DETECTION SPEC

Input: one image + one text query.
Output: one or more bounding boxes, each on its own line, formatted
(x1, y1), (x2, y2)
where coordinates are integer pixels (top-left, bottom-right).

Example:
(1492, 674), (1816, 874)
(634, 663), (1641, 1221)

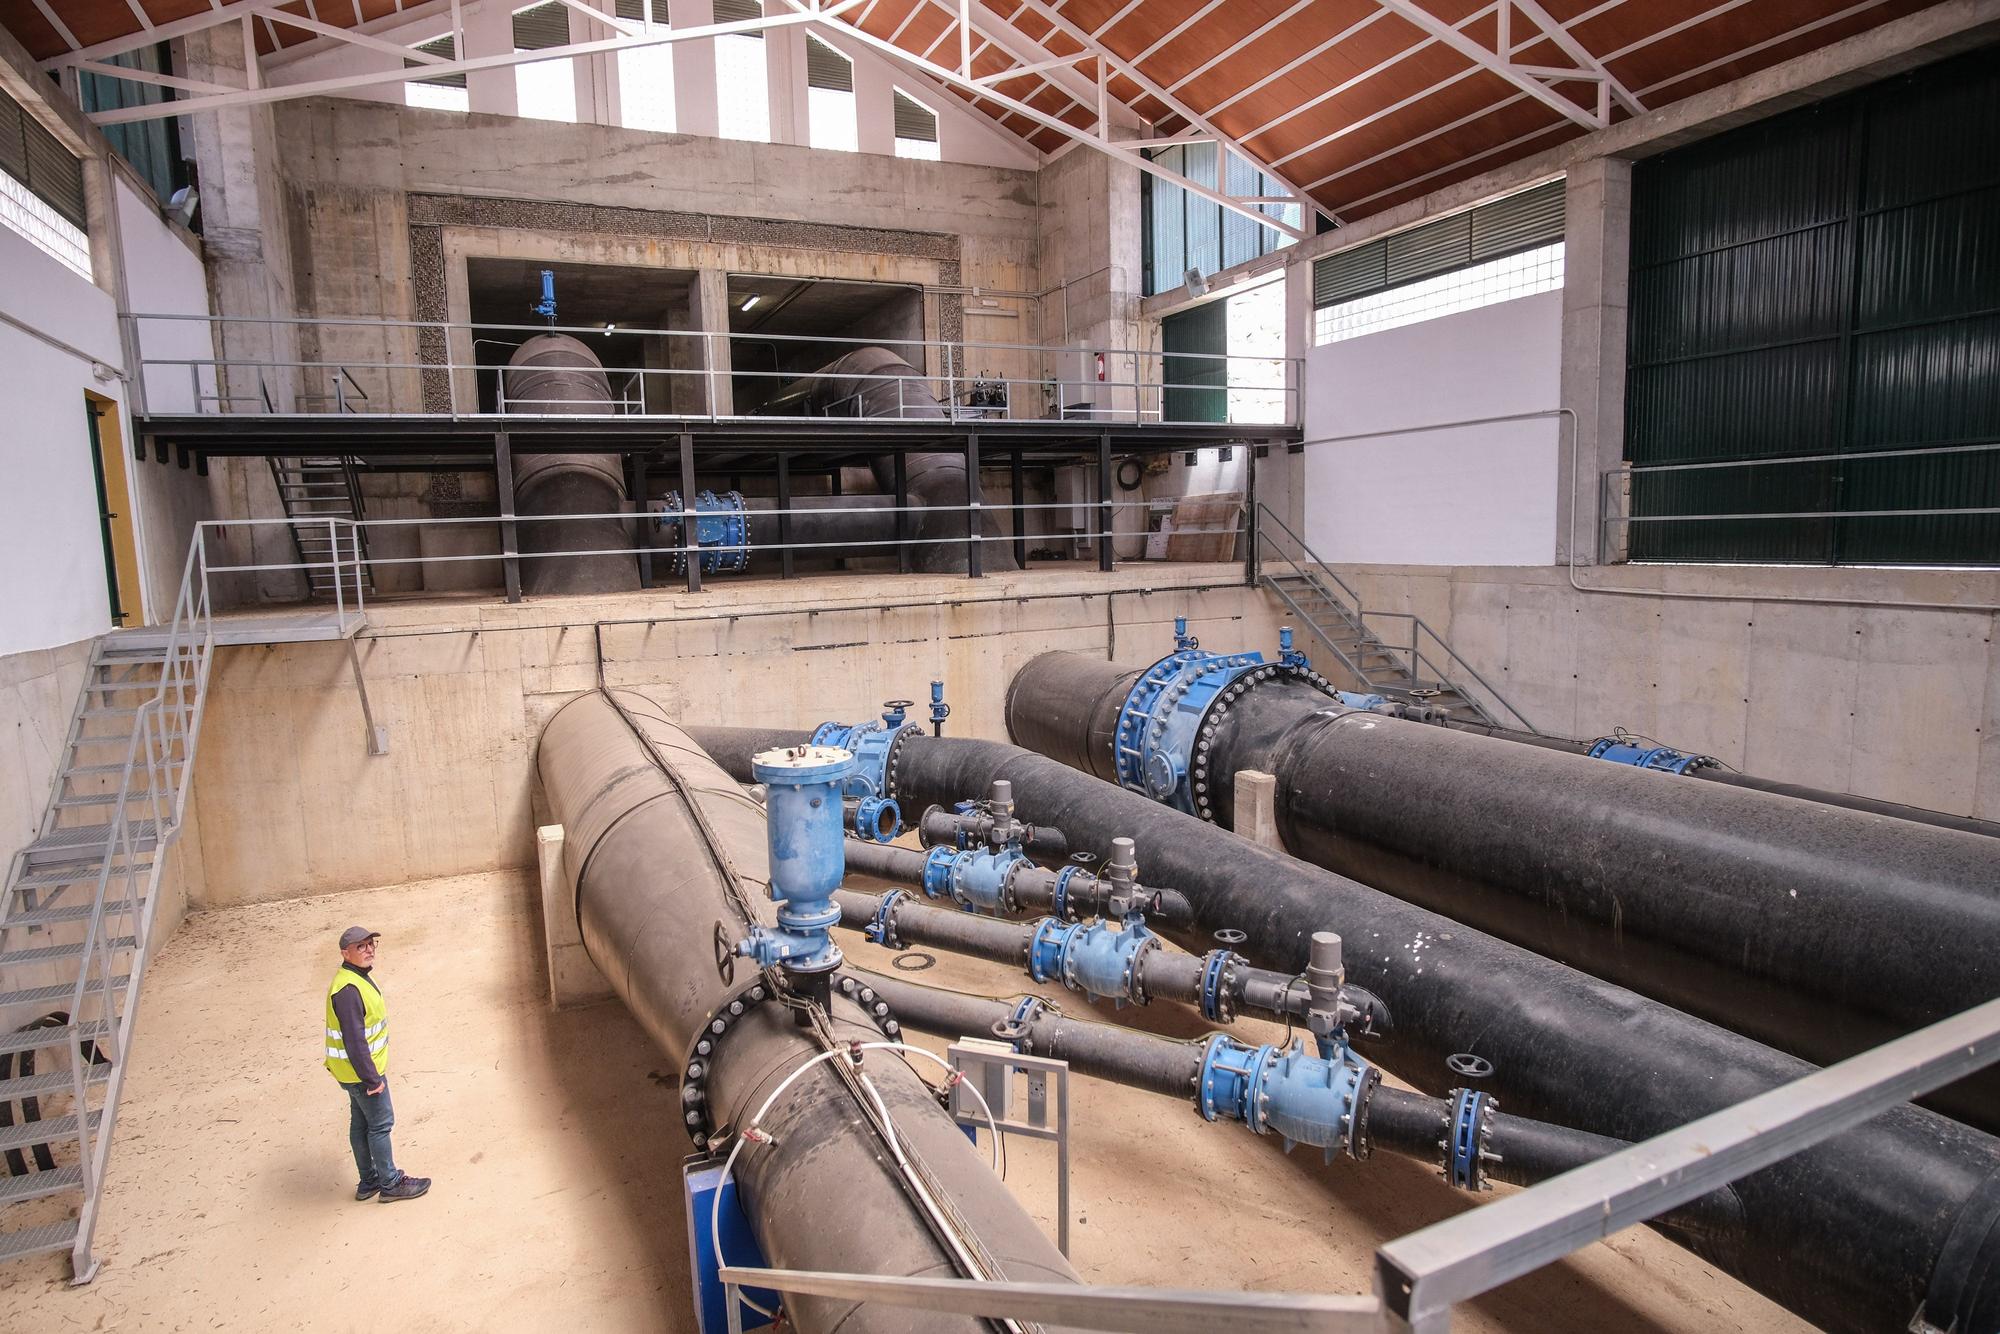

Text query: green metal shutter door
(1163, 301), (1228, 424)
(1626, 48), (2000, 565)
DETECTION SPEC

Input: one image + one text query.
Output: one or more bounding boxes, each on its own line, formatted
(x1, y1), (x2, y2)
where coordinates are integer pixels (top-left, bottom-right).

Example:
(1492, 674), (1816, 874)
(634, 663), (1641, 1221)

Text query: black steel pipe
(1445, 718), (2000, 839)
(1004, 650), (2000, 1131)
(539, 696), (1077, 1332)
(502, 335), (641, 596)
(838, 839), (1196, 927)
(689, 724), (2000, 1334)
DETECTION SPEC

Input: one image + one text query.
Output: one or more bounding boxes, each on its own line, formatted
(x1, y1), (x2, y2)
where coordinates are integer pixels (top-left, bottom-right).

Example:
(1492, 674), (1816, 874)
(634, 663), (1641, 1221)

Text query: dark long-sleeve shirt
(331, 965), (384, 1087)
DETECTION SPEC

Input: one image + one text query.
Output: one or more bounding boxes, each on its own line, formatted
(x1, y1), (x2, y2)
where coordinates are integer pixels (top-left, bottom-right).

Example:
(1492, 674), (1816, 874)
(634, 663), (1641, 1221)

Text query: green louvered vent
(713, 0), (764, 29)
(1625, 47), (2000, 566)
(893, 90), (937, 142)
(513, 2), (570, 51)
(806, 35), (852, 92)
(614, 0), (671, 20)
(408, 35), (467, 88)
(1311, 178), (1563, 310)
(0, 89), (86, 230)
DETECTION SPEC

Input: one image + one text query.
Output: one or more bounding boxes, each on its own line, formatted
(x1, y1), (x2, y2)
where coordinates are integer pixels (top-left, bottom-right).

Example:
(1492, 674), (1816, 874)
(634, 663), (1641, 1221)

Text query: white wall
(1301, 289), (1562, 566)
(0, 221), (121, 655)
(119, 180), (213, 415)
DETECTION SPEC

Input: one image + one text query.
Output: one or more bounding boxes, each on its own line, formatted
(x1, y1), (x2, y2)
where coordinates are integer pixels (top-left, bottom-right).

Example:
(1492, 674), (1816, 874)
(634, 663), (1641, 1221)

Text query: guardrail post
(679, 432), (701, 594)
(630, 451), (653, 588)
(1010, 449), (1026, 569)
(965, 430), (982, 579)
(1096, 431), (1114, 572)
(1245, 451), (1260, 585)
(776, 452), (794, 581)
(494, 430), (522, 604)
(893, 450), (911, 575)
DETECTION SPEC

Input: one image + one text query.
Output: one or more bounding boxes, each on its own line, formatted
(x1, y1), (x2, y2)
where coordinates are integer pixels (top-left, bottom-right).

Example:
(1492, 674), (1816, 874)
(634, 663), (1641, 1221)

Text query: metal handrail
(1253, 502), (1537, 734)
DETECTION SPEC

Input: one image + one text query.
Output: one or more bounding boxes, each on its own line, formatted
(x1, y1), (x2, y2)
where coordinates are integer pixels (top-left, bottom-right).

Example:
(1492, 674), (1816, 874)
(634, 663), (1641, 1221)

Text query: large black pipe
(539, 695), (1077, 1332)
(1004, 650), (2000, 1130)
(502, 335), (641, 596)
(764, 347), (1016, 574)
(1445, 717), (2000, 839)
(690, 724), (2000, 1334)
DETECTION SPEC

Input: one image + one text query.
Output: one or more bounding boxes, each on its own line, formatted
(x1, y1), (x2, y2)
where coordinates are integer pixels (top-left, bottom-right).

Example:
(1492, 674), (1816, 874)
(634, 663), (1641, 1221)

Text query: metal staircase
(1253, 503), (1535, 734)
(268, 457), (373, 602)
(0, 538), (213, 1281)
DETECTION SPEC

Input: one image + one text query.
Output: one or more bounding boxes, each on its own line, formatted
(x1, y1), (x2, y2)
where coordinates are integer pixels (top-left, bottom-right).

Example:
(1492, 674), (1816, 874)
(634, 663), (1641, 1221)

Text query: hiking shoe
(378, 1174), (431, 1202)
(355, 1182), (382, 1201)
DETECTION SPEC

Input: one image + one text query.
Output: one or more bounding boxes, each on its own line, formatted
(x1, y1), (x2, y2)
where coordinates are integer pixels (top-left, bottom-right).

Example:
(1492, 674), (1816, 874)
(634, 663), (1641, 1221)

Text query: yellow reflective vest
(324, 965), (389, 1084)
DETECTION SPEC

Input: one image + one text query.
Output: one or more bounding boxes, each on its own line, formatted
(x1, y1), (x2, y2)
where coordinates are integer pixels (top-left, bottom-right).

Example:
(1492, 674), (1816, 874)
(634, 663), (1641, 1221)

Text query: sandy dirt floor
(0, 869), (1806, 1333)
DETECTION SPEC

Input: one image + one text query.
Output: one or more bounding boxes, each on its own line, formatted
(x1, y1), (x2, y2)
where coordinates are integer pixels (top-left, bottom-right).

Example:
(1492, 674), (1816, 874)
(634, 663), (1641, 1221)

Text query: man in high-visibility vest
(325, 926), (430, 1202)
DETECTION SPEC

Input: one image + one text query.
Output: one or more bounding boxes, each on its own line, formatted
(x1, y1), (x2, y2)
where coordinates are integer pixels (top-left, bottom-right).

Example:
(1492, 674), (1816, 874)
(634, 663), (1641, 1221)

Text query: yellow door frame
(86, 391), (146, 627)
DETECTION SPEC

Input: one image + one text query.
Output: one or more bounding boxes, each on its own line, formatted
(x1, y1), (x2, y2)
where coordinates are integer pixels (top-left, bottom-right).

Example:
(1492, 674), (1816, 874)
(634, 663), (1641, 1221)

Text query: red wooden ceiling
(1, 0), (1944, 224)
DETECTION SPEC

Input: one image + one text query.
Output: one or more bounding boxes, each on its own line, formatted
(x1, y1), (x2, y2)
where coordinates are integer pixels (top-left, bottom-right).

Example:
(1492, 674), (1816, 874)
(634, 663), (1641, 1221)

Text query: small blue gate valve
(1024, 839), (1159, 1006)
(922, 841), (1026, 914)
(1174, 615), (1199, 651)
(739, 745), (853, 974)
(929, 680), (951, 736)
(1278, 625), (1310, 670)
(531, 268), (557, 323)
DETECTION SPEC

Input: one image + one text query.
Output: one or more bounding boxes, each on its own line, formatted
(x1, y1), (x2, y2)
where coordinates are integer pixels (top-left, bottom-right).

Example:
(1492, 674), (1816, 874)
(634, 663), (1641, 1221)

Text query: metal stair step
(0, 1063), (114, 1104)
(65, 761), (179, 778)
(0, 1219), (80, 1263)
(13, 864), (151, 891)
(53, 793), (162, 810)
(0, 977), (129, 1011)
(0, 1021), (111, 1058)
(0, 938), (136, 967)
(0, 1166), (85, 1207)
(5, 899), (144, 929)
(0, 1110), (102, 1153)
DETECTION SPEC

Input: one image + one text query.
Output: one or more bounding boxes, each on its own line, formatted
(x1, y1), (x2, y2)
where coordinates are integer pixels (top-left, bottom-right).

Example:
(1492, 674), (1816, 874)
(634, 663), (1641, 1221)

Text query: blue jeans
(344, 1078), (400, 1189)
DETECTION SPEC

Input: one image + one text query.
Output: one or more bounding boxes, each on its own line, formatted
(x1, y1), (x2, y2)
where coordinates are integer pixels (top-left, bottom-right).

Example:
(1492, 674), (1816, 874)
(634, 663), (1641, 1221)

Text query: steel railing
(1254, 501), (1535, 733)
(122, 311), (1302, 428)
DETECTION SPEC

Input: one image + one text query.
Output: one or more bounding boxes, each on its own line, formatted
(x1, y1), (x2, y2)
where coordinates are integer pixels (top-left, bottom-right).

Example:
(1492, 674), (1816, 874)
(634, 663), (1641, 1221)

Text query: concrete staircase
(268, 457), (373, 602)
(0, 560), (213, 1281)
(1254, 503), (1533, 733)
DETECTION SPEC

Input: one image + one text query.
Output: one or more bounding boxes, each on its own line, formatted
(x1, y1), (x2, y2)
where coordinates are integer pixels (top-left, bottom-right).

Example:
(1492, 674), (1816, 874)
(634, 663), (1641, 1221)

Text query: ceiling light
(740, 295), (761, 312)
(603, 322), (616, 335)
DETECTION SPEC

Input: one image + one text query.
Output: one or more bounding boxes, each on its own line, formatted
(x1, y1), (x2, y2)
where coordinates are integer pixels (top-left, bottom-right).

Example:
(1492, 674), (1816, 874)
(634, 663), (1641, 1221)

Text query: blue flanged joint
(923, 843), (1026, 914)
(1198, 947), (1242, 1022)
(659, 490), (750, 575)
(1112, 646), (1268, 813)
(1049, 865), (1086, 920)
(1278, 626), (1310, 670)
(1332, 689), (1389, 711)
(1445, 1088), (1498, 1190)
(864, 888), (907, 947)
(1587, 736), (1718, 775)
(738, 745), (853, 974)
(1026, 914), (1158, 1006)
(811, 703), (921, 840)
(1196, 1034), (1380, 1160)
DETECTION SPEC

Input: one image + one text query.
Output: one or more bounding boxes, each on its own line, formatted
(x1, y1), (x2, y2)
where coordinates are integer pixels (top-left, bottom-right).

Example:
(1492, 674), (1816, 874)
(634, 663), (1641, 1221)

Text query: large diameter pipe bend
(686, 723), (2000, 1334)
(1004, 649), (2000, 1131)
(537, 694), (1077, 1332)
(501, 335), (640, 596)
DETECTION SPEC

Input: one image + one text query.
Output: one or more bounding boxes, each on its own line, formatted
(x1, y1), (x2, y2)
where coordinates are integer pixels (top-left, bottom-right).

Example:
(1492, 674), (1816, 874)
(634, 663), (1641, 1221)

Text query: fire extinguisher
(1093, 351), (1106, 382)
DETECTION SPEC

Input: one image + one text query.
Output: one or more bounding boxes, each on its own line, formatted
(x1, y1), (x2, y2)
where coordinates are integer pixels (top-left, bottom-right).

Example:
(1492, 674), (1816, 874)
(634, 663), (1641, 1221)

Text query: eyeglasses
(353, 940), (378, 952)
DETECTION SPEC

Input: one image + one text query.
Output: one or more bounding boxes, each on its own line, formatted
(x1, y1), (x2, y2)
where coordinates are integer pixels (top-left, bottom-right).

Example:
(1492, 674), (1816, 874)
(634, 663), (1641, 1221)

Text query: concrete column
(673, 0), (720, 138)
(689, 270), (734, 416)
(769, 17), (805, 147)
(462, 0), (518, 117)
(1558, 154), (1632, 567)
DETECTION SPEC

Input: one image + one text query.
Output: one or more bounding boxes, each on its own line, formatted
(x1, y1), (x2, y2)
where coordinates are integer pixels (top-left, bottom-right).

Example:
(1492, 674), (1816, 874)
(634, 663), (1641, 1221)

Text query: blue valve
(738, 745), (853, 973)
(929, 680), (951, 736)
(1587, 735), (1717, 775)
(1196, 1033), (1380, 1161)
(531, 268), (557, 323)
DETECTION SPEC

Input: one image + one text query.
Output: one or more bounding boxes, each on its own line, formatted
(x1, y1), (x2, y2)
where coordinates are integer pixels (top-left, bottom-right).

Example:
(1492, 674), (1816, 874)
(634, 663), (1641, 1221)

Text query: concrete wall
(1326, 562), (2000, 819)
(183, 567), (1282, 906)
(1303, 289), (1562, 566)
(260, 0), (1037, 171)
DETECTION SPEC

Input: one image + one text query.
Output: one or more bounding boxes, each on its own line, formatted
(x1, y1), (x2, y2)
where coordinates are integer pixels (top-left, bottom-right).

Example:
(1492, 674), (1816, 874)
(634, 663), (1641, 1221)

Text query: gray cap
(339, 926), (381, 950)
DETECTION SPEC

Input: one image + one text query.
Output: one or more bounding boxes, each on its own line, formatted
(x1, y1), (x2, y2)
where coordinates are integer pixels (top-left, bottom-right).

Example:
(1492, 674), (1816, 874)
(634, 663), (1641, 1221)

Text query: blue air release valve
(1278, 626), (1309, 670)
(929, 680), (951, 736)
(738, 745), (853, 975)
(1587, 734), (1719, 775)
(1113, 618), (1336, 820)
(812, 701), (922, 841)
(657, 490), (749, 576)
(531, 268), (557, 323)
